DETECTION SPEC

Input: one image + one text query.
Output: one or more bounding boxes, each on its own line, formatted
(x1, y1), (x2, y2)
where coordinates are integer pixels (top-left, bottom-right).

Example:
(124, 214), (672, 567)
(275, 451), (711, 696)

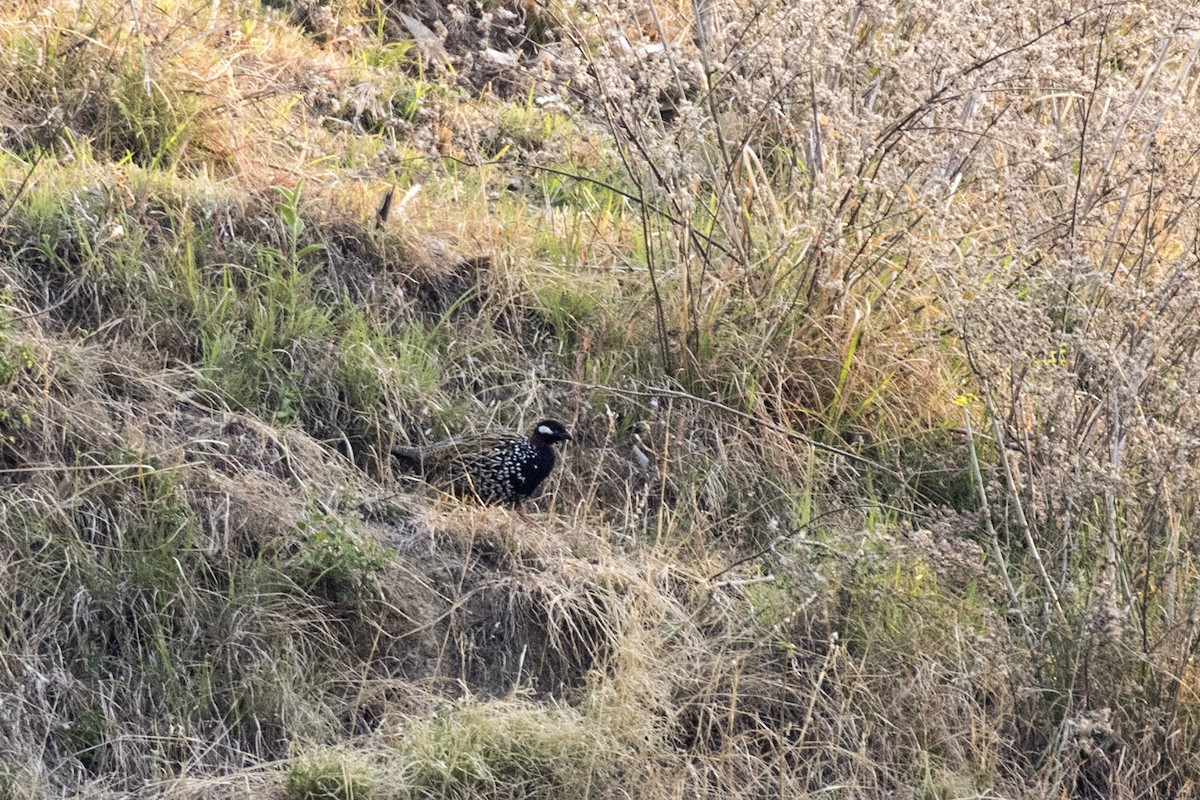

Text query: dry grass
(3, 0), (1200, 798)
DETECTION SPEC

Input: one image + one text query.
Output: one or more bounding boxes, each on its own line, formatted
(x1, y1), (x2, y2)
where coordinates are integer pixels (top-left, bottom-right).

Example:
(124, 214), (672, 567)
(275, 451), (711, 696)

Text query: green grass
(394, 699), (623, 800)
(286, 752), (379, 800)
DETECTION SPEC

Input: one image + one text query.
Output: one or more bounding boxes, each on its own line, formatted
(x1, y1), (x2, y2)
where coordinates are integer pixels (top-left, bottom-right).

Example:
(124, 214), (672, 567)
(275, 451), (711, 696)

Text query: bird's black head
(528, 419), (572, 447)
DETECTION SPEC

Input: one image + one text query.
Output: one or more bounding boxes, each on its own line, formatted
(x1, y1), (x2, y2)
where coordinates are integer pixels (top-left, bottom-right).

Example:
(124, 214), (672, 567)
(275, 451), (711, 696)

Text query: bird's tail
(391, 445), (425, 472)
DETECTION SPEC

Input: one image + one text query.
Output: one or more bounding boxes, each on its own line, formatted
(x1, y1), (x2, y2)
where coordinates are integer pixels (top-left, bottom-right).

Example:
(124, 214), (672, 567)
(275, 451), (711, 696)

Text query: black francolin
(392, 419), (572, 505)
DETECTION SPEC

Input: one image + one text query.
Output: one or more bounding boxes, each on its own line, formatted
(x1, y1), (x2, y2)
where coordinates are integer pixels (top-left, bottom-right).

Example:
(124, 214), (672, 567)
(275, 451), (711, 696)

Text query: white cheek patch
(537, 424), (555, 436)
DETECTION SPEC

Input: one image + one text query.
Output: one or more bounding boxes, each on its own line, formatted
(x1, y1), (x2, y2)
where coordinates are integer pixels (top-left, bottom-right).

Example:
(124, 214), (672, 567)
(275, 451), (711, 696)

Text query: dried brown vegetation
(3, 0), (1200, 798)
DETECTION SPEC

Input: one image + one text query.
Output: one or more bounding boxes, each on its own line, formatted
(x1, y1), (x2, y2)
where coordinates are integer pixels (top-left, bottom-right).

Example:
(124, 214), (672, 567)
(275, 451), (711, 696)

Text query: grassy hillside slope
(3, 0), (1200, 797)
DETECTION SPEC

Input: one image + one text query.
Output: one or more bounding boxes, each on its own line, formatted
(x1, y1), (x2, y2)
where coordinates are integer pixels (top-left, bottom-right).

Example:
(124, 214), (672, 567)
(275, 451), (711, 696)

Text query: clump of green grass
(528, 273), (617, 352)
(0, 5), (218, 168)
(341, 40), (452, 130)
(393, 698), (625, 800)
(286, 751), (379, 800)
(481, 101), (569, 159)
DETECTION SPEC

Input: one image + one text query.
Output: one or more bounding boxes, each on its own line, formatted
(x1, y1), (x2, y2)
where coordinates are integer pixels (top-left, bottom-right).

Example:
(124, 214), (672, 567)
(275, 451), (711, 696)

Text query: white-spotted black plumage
(392, 419), (572, 505)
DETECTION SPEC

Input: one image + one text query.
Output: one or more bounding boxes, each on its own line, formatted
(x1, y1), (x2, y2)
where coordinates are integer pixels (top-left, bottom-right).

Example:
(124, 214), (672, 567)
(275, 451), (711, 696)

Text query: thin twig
(963, 406), (1035, 650)
(0, 149), (44, 226)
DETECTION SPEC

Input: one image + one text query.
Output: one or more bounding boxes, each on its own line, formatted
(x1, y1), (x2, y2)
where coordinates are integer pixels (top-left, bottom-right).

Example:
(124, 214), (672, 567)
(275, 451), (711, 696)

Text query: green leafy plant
(290, 514), (392, 606)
